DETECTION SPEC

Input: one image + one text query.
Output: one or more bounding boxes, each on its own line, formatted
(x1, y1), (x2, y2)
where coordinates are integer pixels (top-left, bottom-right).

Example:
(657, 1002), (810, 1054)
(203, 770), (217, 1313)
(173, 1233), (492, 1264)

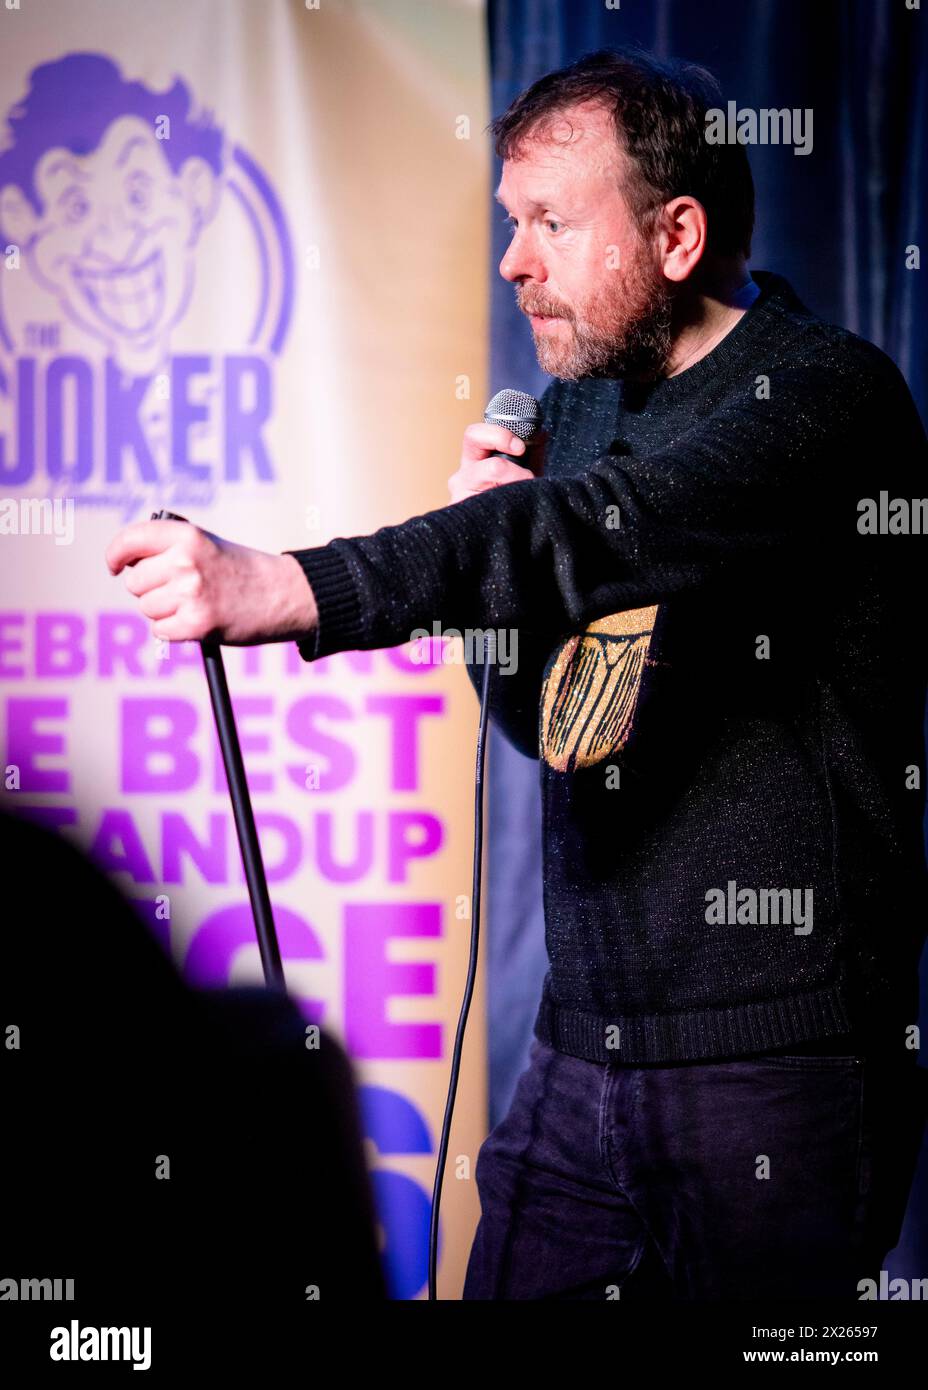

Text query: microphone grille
(485, 388), (542, 442)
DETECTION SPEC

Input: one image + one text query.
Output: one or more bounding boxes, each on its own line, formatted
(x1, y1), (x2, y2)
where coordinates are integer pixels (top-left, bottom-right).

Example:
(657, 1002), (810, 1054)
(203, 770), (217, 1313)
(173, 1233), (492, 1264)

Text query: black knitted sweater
(286, 271), (928, 1063)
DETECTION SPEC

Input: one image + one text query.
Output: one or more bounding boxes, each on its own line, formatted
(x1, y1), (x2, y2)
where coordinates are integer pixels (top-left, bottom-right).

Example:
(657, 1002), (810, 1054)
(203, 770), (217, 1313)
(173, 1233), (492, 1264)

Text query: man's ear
(660, 195), (707, 284)
(0, 185), (38, 251)
(179, 157), (220, 242)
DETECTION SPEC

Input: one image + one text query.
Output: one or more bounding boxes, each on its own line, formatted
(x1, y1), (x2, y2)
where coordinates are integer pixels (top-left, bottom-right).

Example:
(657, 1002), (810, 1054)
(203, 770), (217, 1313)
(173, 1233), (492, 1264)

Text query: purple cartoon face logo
(0, 54), (294, 515)
(17, 115), (216, 358)
(2, 110), (220, 364)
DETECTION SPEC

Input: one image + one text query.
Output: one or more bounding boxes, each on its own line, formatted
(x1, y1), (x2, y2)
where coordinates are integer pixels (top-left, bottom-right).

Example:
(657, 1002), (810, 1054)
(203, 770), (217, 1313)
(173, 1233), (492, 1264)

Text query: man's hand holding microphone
(105, 390), (543, 644)
(447, 423), (539, 504)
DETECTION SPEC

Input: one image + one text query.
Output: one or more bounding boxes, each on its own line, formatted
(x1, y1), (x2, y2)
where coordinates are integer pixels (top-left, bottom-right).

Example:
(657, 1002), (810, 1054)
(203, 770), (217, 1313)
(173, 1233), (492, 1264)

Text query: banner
(0, 0), (489, 1299)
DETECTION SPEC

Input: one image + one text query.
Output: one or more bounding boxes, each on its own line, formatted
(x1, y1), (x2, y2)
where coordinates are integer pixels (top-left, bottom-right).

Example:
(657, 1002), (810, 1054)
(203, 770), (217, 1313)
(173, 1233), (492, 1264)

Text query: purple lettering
(121, 697), (198, 792)
(105, 358), (157, 482)
(344, 902), (441, 1059)
(36, 613), (86, 678)
(366, 694), (443, 790)
(90, 808), (156, 882)
(285, 694), (356, 792)
(162, 811), (228, 884)
(47, 356), (93, 482)
(0, 358), (35, 484)
(315, 810), (374, 882)
(387, 812), (443, 882)
(172, 355), (210, 479)
(0, 613), (26, 678)
(6, 697), (69, 791)
(224, 355), (273, 481)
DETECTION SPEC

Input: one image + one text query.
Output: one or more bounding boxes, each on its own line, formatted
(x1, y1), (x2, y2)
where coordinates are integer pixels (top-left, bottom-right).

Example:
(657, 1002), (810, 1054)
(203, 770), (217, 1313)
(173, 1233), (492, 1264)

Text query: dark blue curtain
(485, 0), (928, 1279)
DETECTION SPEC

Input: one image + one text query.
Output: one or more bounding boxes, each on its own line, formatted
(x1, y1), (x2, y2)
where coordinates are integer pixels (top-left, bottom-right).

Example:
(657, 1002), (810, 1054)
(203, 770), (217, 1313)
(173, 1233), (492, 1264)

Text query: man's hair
(490, 47), (754, 259)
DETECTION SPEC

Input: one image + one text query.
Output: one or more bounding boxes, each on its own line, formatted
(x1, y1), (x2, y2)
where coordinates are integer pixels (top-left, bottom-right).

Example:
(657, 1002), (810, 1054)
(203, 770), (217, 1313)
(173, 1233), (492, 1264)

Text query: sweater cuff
(282, 545), (367, 661)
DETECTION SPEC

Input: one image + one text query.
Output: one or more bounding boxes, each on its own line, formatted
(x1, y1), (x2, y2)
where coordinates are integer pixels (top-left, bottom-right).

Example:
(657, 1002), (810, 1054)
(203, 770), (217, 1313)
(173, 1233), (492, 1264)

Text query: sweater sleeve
(282, 359), (892, 666)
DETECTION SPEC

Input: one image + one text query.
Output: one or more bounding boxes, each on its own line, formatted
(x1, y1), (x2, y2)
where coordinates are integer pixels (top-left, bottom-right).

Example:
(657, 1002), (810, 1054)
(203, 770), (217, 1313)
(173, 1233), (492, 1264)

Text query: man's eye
(502, 215), (517, 236)
(545, 219), (562, 235)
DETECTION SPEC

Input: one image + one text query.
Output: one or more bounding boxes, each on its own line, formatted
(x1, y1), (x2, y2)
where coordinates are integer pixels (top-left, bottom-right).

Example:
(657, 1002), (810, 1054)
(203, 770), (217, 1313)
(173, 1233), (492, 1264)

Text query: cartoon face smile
(70, 244), (167, 336)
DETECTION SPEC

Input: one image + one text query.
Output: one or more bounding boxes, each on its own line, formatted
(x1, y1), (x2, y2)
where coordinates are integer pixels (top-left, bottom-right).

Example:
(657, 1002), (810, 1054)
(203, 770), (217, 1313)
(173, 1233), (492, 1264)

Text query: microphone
(484, 388), (541, 464)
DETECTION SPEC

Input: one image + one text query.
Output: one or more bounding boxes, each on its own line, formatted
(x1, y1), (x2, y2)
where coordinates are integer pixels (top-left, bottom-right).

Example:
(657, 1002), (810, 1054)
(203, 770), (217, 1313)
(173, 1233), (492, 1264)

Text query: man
(107, 49), (928, 1300)
(0, 811), (386, 1325)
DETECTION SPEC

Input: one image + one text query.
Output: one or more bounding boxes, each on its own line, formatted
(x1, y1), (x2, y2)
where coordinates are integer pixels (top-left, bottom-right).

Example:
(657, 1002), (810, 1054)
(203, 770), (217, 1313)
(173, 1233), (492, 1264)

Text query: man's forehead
(36, 116), (163, 188)
(495, 148), (620, 210)
(494, 182), (573, 211)
(496, 151), (589, 209)
(495, 104), (622, 206)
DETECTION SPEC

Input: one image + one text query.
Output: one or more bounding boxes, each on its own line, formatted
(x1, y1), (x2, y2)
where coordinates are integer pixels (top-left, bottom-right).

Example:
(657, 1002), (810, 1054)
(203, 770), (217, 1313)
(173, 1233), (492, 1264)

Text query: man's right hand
(447, 423), (542, 504)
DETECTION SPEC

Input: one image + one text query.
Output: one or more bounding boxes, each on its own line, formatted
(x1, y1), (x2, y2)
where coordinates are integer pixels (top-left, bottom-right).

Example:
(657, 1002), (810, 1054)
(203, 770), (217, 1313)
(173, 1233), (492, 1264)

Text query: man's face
(496, 101), (672, 379)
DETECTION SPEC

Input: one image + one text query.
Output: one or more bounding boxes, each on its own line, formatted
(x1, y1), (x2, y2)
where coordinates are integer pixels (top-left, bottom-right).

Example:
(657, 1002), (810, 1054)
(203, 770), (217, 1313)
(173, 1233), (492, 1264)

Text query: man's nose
(498, 229), (546, 284)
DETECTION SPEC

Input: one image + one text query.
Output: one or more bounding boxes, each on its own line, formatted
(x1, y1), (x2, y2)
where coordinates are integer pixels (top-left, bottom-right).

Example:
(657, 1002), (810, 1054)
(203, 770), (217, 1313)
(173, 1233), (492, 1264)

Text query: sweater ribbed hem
(282, 546), (367, 661)
(533, 980), (855, 1064)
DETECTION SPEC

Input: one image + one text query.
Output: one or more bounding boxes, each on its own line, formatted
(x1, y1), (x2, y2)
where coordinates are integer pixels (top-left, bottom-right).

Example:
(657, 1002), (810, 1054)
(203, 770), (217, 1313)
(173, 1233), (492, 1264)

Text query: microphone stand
(150, 511), (285, 991)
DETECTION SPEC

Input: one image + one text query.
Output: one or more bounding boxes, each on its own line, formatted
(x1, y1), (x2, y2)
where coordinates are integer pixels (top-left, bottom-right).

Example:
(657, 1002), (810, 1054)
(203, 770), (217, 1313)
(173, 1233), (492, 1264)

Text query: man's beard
(517, 239), (673, 381)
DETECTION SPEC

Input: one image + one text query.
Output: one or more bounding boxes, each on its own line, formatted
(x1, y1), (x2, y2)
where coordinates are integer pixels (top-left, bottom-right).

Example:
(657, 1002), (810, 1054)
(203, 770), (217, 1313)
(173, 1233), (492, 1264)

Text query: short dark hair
(490, 47), (754, 259)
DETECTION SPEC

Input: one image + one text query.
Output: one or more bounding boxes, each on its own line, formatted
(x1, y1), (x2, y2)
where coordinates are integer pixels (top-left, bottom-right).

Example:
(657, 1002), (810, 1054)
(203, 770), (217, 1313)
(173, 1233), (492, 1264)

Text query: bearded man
(107, 48), (928, 1301)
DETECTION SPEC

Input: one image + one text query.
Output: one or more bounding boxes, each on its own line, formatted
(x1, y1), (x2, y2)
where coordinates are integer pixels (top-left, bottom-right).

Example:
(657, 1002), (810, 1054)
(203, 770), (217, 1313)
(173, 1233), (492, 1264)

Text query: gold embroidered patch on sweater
(540, 605), (658, 771)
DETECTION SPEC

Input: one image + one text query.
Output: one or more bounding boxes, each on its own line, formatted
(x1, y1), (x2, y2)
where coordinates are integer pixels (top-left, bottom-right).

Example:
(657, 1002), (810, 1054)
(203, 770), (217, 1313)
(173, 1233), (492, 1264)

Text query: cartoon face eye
(125, 171), (152, 213)
(60, 188), (91, 224)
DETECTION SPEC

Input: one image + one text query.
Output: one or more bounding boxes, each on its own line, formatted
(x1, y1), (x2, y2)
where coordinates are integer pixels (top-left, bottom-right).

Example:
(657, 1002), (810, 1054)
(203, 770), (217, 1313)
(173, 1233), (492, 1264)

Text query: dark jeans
(463, 1038), (927, 1300)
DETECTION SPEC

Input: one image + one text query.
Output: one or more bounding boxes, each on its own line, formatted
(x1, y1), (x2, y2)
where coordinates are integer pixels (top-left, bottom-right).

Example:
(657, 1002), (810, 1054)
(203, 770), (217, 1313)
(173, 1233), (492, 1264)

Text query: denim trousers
(463, 1038), (927, 1300)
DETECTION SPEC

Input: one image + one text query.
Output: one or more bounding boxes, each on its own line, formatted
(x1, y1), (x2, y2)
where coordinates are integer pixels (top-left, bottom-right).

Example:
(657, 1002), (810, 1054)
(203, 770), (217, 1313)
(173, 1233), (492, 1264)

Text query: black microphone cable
(428, 632), (492, 1301)
(426, 390), (540, 1301)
